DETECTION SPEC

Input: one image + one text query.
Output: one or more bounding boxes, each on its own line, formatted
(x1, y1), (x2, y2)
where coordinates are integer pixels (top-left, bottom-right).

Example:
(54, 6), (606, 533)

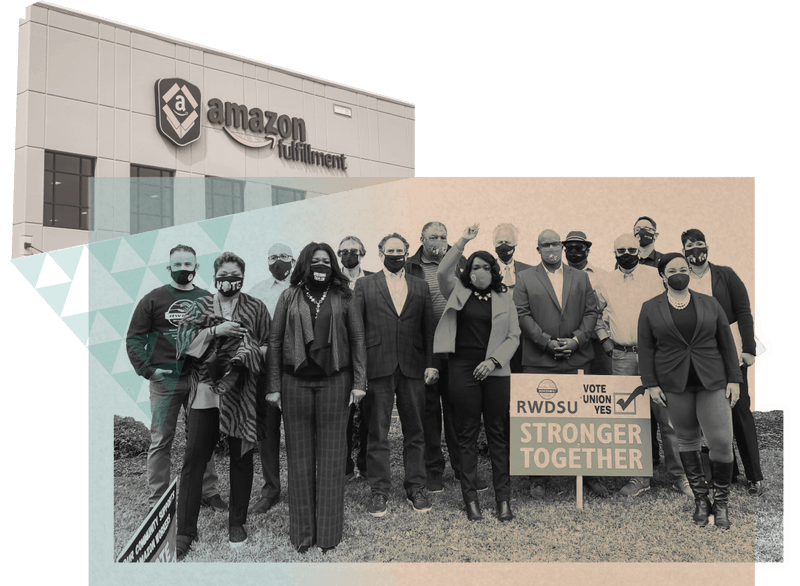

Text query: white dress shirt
(247, 277), (290, 317)
(544, 263), (564, 308)
(499, 259), (515, 287)
(343, 265), (366, 290)
(382, 267), (408, 314)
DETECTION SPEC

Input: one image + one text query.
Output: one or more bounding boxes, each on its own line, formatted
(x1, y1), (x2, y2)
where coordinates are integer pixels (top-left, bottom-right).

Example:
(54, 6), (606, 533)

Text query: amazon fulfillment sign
(155, 78), (347, 171)
(510, 374), (652, 476)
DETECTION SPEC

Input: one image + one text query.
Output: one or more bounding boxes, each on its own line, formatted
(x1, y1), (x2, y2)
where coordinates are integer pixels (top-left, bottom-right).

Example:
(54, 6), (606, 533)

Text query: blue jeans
(147, 375), (218, 505)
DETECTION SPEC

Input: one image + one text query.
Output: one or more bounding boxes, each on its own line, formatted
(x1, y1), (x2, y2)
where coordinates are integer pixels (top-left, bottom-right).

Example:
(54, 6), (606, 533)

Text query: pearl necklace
(304, 285), (330, 317)
(473, 289), (492, 302)
(668, 291), (691, 310)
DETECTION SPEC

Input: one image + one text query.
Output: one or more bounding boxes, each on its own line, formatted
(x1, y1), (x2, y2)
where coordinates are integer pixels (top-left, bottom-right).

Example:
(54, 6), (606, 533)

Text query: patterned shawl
(175, 292), (270, 456)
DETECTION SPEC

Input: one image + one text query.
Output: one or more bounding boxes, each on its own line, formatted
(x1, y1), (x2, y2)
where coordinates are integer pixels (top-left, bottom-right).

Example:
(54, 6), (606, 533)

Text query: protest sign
(510, 374), (652, 477)
(116, 479), (177, 563)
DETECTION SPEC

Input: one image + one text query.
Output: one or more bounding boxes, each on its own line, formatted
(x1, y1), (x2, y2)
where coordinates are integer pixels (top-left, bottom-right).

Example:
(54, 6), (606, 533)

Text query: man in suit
(634, 216), (663, 268)
(405, 221), (471, 493)
(513, 229), (605, 498)
(338, 235), (374, 482)
(493, 223), (531, 374)
(247, 242), (294, 515)
(681, 228), (763, 496)
(355, 232), (439, 517)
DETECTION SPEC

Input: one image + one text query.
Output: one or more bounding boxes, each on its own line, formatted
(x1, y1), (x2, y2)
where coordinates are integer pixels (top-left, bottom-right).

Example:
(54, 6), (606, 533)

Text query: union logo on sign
(155, 78), (202, 146)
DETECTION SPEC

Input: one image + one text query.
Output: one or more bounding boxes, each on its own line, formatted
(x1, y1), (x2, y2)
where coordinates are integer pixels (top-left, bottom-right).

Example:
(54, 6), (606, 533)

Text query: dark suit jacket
(353, 271), (436, 380)
(638, 291), (744, 394)
(708, 263), (755, 355)
(512, 263), (598, 369)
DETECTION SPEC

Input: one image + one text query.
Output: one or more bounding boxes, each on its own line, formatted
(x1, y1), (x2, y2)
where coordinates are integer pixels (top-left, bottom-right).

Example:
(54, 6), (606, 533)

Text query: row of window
(42, 151), (306, 233)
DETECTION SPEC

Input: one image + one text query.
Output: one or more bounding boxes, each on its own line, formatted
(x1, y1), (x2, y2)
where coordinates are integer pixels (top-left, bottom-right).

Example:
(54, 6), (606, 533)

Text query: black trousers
(257, 403), (282, 499)
(177, 408), (254, 540)
(449, 359), (511, 502)
(424, 358), (461, 477)
(731, 364), (763, 481)
(345, 392), (372, 476)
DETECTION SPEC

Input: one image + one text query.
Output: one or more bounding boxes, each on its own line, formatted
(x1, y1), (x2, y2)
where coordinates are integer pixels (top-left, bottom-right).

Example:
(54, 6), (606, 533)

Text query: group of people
(124, 215), (764, 559)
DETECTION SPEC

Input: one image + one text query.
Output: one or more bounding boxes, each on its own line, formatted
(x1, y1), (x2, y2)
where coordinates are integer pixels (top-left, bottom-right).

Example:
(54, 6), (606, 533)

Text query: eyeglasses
(268, 254), (293, 264)
(634, 227), (656, 235)
(338, 249), (361, 256)
(564, 243), (588, 252)
(616, 248), (639, 255)
(540, 242), (563, 250)
(424, 235), (447, 241)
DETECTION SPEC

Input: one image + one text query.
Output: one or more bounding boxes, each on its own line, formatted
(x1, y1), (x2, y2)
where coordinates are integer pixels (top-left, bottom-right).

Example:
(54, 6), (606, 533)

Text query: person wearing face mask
(633, 216), (663, 268)
(638, 253), (743, 530)
(562, 231), (610, 377)
(354, 232), (439, 518)
(594, 235), (691, 498)
(266, 242), (366, 554)
(125, 244), (225, 514)
(433, 224), (520, 522)
(513, 229), (600, 499)
(405, 221), (471, 493)
(173, 252), (271, 558)
(681, 229), (763, 497)
(493, 223), (530, 375)
(336, 236), (375, 482)
(245, 243), (295, 516)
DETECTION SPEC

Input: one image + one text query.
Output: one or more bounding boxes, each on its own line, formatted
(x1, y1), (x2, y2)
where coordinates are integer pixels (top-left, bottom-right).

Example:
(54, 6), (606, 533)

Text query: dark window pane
(233, 197), (242, 213)
(138, 214), (162, 233)
(161, 215), (173, 229)
(45, 152), (54, 171)
(137, 166), (161, 178)
(53, 205), (80, 229)
(138, 192), (163, 216)
(54, 153), (80, 174)
(54, 172), (80, 207)
(130, 212), (138, 234)
(44, 171), (54, 202)
(80, 209), (89, 230)
(80, 176), (89, 207)
(214, 194), (233, 217)
(214, 178), (232, 196)
(205, 192), (213, 219)
(44, 204), (53, 226)
(81, 158), (93, 176)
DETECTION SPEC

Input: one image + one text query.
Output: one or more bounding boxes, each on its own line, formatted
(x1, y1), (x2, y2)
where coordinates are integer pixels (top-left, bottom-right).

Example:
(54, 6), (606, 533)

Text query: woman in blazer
(266, 242), (366, 554)
(638, 252), (742, 530)
(434, 224), (520, 522)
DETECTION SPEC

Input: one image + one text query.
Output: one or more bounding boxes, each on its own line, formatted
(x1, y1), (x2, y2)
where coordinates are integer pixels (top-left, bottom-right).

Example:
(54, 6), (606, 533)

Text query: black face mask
(216, 276), (243, 297)
(564, 248), (588, 266)
(637, 233), (655, 247)
(269, 260), (292, 281)
(383, 254), (405, 274)
(171, 269), (196, 285)
(685, 247), (708, 266)
(616, 253), (640, 270)
(306, 264), (332, 290)
(340, 252), (360, 269)
(495, 244), (515, 263)
(667, 274), (690, 291)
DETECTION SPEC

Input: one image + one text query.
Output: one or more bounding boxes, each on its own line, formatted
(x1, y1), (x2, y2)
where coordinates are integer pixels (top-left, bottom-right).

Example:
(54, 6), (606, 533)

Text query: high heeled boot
(679, 451), (711, 527)
(710, 459), (734, 530)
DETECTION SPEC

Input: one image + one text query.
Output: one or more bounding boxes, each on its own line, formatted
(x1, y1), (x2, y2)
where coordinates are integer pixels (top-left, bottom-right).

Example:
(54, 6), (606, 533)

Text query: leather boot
(465, 501), (483, 521)
(496, 501), (514, 522)
(679, 451), (711, 527)
(710, 459), (733, 530)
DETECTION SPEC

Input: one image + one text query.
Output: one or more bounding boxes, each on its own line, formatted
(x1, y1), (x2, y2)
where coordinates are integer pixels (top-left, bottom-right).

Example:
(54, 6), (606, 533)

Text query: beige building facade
(13, 2), (415, 258)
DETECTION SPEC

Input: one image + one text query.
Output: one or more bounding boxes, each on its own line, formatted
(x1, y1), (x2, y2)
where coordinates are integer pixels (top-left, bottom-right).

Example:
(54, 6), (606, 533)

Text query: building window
(205, 177), (245, 219)
(272, 186), (306, 206)
(43, 151), (95, 230)
(130, 165), (174, 234)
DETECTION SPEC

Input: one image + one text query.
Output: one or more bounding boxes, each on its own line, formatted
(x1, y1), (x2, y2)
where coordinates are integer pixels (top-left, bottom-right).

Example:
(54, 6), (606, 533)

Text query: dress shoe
(249, 495), (279, 515)
(200, 494), (228, 512)
(228, 525), (247, 549)
(617, 477), (650, 497)
(427, 470), (444, 493)
(496, 501), (514, 522)
(320, 546), (336, 554)
(176, 535), (195, 561)
(747, 480), (763, 496)
(465, 500), (483, 521)
(296, 544), (310, 554)
(583, 477), (609, 497)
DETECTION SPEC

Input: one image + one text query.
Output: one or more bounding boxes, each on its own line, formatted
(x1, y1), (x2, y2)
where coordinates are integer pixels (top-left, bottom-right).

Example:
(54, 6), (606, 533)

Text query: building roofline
(28, 1), (416, 109)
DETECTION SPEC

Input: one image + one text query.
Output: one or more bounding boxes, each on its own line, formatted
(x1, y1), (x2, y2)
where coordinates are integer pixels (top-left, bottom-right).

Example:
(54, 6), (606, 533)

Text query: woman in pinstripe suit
(266, 242), (367, 554)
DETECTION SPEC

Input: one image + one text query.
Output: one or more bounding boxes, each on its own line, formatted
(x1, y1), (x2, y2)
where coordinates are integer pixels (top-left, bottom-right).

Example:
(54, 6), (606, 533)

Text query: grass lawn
(114, 410), (782, 563)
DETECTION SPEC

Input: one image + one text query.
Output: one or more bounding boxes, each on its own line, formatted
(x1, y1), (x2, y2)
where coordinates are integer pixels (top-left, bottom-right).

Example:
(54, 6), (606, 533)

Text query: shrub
(114, 415), (150, 460)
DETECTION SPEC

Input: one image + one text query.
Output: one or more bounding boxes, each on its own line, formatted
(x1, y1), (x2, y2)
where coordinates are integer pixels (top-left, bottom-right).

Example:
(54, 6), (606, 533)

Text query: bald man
(513, 229), (602, 499)
(594, 233), (690, 498)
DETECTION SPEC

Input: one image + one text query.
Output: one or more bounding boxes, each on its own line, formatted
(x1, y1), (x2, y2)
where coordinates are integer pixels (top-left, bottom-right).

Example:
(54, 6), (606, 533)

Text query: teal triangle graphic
(195, 252), (221, 288)
(87, 238), (122, 273)
(123, 332), (157, 364)
(198, 215), (234, 250)
(62, 312), (92, 345)
(37, 282), (73, 316)
(147, 265), (172, 286)
(12, 253), (47, 288)
(110, 267), (148, 301)
(88, 339), (124, 373)
(124, 231), (159, 265)
(98, 303), (135, 338)
(136, 401), (153, 420)
(48, 246), (84, 280)
(112, 370), (145, 402)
